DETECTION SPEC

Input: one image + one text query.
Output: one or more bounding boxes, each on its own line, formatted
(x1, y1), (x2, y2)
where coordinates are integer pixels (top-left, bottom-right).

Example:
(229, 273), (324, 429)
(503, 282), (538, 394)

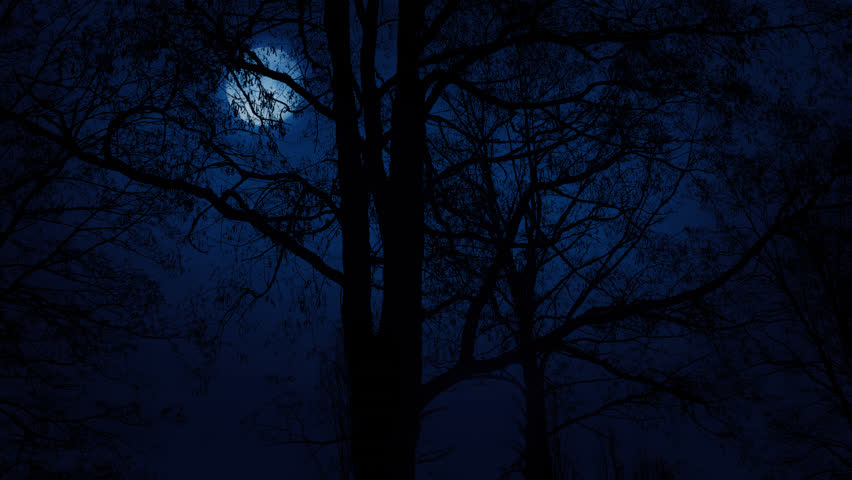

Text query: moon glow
(225, 47), (300, 125)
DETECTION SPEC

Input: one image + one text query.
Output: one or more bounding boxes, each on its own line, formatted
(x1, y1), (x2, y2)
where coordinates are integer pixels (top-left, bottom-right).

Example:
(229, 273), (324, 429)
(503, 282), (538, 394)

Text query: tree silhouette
(1, 0), (849, 478)
(721, 132), (852, 478)
(0, 7), (175, 472)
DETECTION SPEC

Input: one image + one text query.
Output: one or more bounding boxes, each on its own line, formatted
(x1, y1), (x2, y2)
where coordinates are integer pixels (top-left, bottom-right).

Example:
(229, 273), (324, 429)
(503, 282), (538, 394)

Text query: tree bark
(373, 1), (426, 477)
(518, 288), (554, 479)
(522, 349), (554, 480)
(515, 183), (554, 479)
(326, 1), (425, 478)
(324, 0), (382, 478)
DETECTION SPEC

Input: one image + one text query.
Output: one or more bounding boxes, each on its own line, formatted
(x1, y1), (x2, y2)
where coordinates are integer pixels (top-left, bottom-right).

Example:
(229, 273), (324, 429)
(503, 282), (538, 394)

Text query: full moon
(225, 47), (301, 125)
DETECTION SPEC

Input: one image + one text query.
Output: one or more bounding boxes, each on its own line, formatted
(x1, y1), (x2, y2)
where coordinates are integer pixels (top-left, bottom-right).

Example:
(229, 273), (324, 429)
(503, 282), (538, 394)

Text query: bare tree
(420, 12), (848, 476)
(0, 4), (181, 475)
(1, 1), (849, 479)
(728, 133), (852, 477)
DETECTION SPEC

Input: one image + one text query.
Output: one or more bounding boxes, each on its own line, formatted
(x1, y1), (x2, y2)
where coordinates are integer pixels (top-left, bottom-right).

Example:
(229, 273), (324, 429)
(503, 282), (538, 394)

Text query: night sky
(1, 0), (850, 479)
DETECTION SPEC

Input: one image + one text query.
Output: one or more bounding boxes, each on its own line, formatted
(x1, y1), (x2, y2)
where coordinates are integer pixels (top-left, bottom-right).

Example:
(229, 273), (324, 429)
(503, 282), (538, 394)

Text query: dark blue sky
(2, 0), (849, 478)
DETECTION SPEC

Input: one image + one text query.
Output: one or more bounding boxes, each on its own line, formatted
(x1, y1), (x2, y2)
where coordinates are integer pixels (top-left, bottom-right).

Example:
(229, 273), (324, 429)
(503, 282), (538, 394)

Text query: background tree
(0, 1), (183, 475)
(683, 17), (852, 470)
(421, 3), (849, 478)
(762, 174), (852, 477)
(709, 126), (852, 477)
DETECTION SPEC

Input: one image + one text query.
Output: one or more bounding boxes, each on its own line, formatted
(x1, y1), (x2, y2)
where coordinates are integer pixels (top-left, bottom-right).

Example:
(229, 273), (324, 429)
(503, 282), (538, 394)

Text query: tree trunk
(522, 351), (554, 480)
(519, 288), (554, 480)
(373, 0), (426, 477)
(516, 185), (554, 479)
(326, 1), (425, 479)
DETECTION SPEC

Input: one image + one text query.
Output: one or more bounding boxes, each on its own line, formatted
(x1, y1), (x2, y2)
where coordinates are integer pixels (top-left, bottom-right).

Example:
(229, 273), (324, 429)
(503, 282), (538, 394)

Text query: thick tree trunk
(519, 287), (553, 479)
(326, 1), (425, 479)
(522, 351), (554, 480)
(373, 1), (426, 477)
(324, 1), (384, 478)
(515, 194), (554, 479)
